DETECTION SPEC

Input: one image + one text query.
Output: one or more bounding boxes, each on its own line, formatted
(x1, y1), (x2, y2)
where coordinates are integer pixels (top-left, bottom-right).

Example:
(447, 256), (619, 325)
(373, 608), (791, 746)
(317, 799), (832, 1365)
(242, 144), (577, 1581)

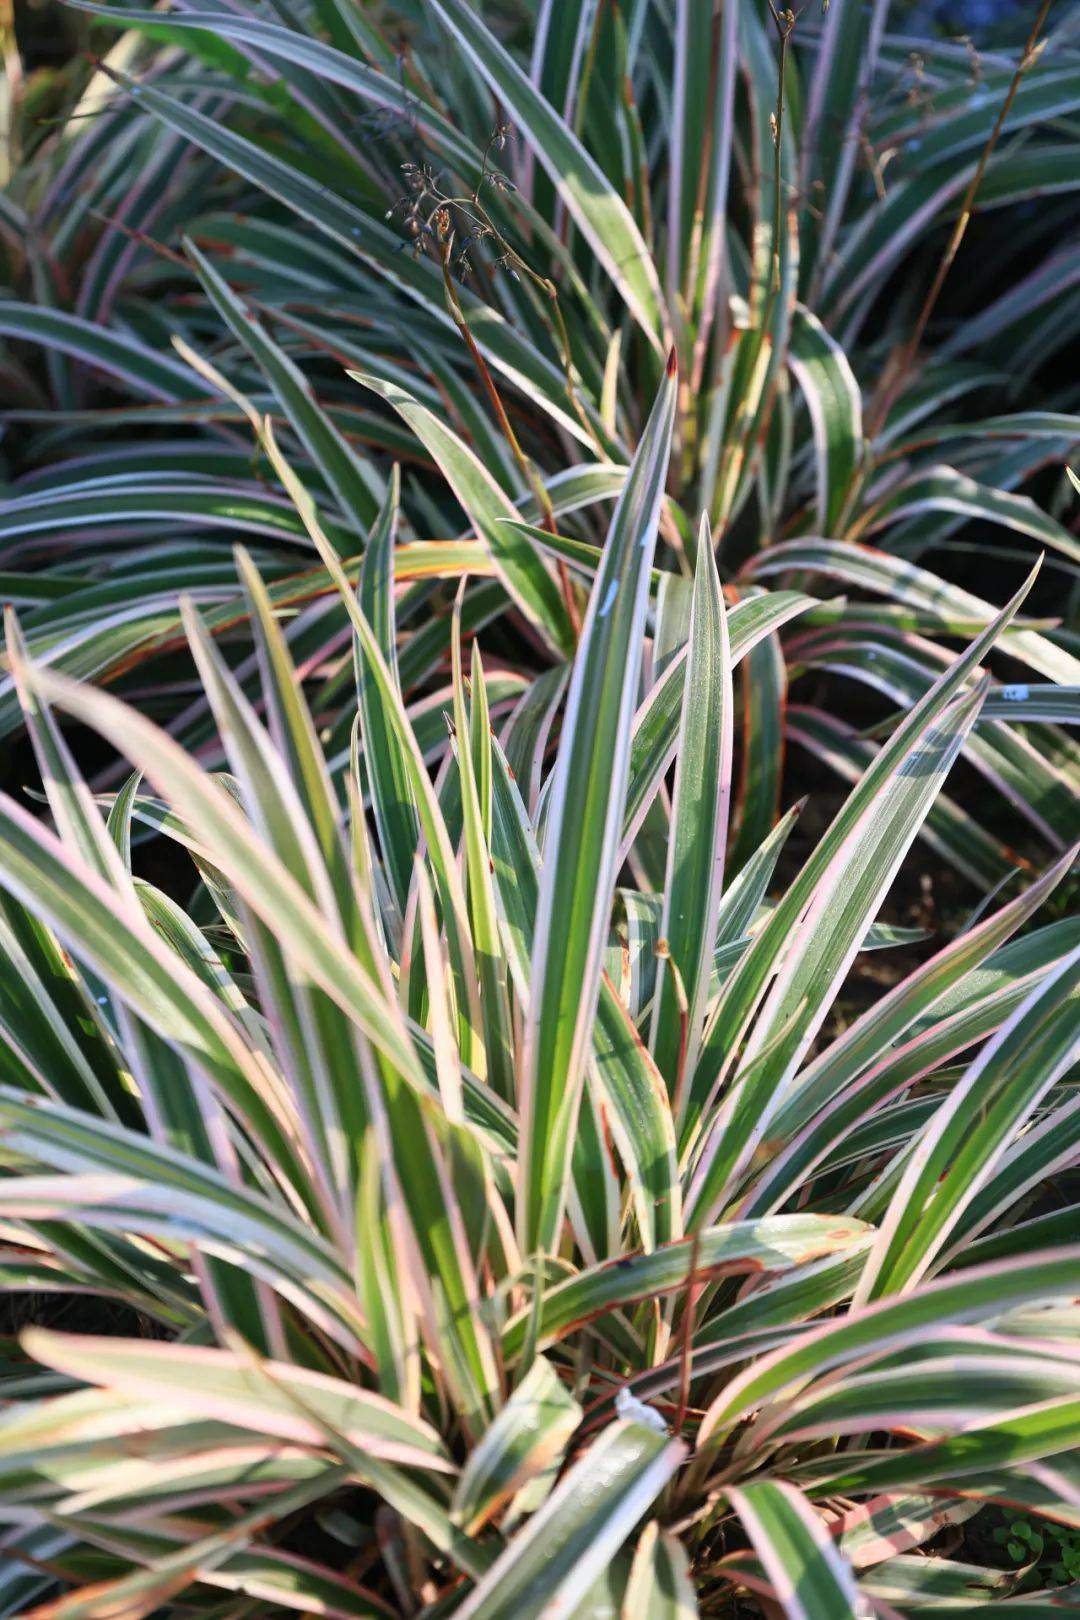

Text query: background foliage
(0, 0), (1078, 1615)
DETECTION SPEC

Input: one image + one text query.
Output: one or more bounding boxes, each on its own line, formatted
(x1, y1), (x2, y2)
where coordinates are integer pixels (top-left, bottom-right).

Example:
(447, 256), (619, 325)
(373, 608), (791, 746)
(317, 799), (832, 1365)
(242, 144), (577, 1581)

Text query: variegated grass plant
(0, 361), (1078, 1615)
(1, 0), (1080, 1615)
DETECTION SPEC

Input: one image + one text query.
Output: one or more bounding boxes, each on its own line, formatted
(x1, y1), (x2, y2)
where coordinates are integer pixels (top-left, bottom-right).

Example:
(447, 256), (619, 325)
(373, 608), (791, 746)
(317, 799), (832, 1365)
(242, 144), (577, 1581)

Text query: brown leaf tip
(666, 345), (678, 377)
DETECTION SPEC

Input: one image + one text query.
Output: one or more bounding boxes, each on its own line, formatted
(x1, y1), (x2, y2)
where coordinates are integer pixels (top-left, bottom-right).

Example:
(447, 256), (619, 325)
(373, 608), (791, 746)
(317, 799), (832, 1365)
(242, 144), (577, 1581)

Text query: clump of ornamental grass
(0, 1), (1079, 1614)
(0, 370), (1078, 1615)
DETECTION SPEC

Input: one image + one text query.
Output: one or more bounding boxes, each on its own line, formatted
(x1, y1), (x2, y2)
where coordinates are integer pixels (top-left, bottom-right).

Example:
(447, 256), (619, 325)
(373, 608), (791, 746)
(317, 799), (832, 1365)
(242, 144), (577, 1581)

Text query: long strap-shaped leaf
(744, 539), (1080, 686)
(453, 625), (516, 1103)
(259, 423), (484, 1072)
(738, 848), (1077, 1218)
(74, 0), (616, 410)
(759, 1342), (1080, 1451)
(20, 1331), (449, 1467)
(7, 1462), (358, 1620)
(489, 738), (680, 1251)
(184, 239), (382, 536)
(451, 1355), (581, 1536)
(3, 1167), (369, 1352)
(727, 1479), (867, 1620)
(698, 1247), (1080, 1449)
(0, 786), (314, 1199)
(518, 354), (677, 1256)
(0, 1088), (360, 1336)
(684, 563), (1041, 1203)
(944, 1090), (1080, 1265)
(0, 301), (204, 401)
(853, 463), (1080, 566)
(452, 1419), (685, 1620)
(650, 517), (732, 1097)
(625, 1520), (699, 1618)
(500, 1214), (869, 1360)
(787, 307), (863, 535)
(800, 0), (889, 303)
(859, 941), (1080, 1302)
(352, 372), (573, 657)
(687, 677), (987, 1224)
(619, 589), (815, 862)
(22, 664), (450, 1107)
(243, 443), (503, 1424)
(801, 1394), (1080, 1500)
(181, 584), (387, 1252)
(7, 616), (242, 1155)
(354, 469), (417, 926)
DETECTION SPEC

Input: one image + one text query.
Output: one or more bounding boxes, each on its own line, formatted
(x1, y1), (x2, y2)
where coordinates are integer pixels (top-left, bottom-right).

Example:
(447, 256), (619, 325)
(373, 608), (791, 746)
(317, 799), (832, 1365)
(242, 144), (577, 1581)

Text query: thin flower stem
(438, 223), (582, 635)
(866, 0), (1054, 437)
(768, 6), (797, 297)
